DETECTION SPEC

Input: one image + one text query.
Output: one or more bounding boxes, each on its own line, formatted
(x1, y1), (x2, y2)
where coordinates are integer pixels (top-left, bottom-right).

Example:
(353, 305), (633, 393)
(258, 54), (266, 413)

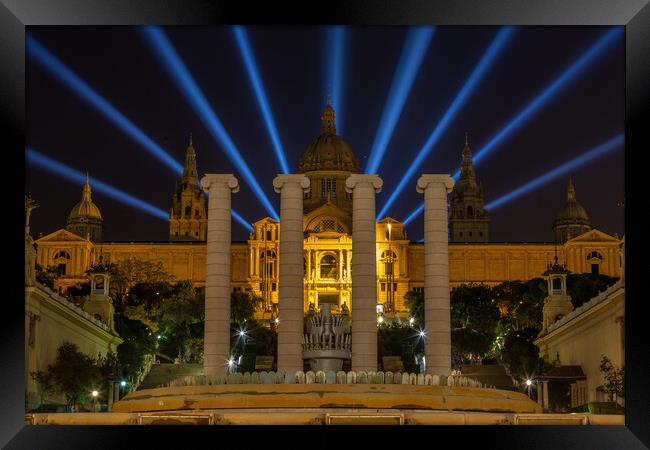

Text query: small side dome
(68, 175), (103, 222)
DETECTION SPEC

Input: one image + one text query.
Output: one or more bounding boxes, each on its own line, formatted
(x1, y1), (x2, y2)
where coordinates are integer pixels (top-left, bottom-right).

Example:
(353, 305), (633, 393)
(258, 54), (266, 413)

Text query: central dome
(299, 133), (360, 173)
(298, 98), (360, 174)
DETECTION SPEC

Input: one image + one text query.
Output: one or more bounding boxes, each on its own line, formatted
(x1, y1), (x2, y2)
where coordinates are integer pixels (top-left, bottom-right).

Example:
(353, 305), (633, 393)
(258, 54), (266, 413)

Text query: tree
(567, 273), (619, 309)
(500, 327), (541, 380)
(404, 290), (424, 325)
(114, 314), (157, 383)
(34, 263), (58, 290)
(230, 291), (264, 326)
(599, 355), (625, 402)
(32, 342), (103, 409)
(450, 284), (500, 361)
(157, 281), (205, 362)
(108, 258), (175, 313)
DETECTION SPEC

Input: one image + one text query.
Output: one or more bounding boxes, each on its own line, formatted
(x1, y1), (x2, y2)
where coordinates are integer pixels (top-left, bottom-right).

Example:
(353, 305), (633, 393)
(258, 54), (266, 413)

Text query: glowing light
(157, 335), (161, 340)
(404, 27), (623, 225)
(26, 36), (183, 175)
(142, 26), (279, 220)
(526, 379), (532, 386)
(409, 317), (415, 326)
(228, 358), (234, 366)
(378, 26), (515, 219)
(325, 26), (346, 133)
(274, 318), (280, 324)
(233, 26), (289, 174)
(418, 329), (426, 338)
(27, 147), (169, 220)
(365, 26), (436, 174)
(231, 209), (254, 233)
(485, 133), (623, 211)
(120, 381), (127, 387)
(91, 390), (99, 397)
(378, 316), (384, 324)
(459, 27), (624, 176)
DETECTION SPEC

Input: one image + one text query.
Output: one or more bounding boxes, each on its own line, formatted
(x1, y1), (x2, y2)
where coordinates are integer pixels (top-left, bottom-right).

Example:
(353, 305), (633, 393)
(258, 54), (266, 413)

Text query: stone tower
(169, 135), (208, 241)
(540, 251), (573, 336)
(552, 176), (592, 244)
(449, 135), (489, 243)
(66, 173), (103, 242)
(83, 254), (116, 331)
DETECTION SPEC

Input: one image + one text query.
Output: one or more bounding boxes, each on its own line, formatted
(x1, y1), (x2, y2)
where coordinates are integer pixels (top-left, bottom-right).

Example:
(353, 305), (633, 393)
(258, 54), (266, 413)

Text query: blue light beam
(142, 26), (279, 221)
(378, 27), (516, 220)
(233, 26), (289, 174)
(231, 209), (254, 233)
(484, 134), (623, 211)
(325, 26), (346, 133)
(26, 36), (183, 176)
(365, 26), (436, 174)
(455, 27), (623, 179)
(403, 27), (622, 225)
(27, 147), (169, 220)
(27, 148), (255, 232)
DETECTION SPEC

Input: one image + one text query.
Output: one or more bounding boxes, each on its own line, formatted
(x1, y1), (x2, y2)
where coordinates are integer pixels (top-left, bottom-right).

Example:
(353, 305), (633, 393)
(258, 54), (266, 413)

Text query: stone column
(416, 175), (454, 376)
(202, 174), (239, 375)
(346, 174), (383, 372)
(273, 174), (311, 373)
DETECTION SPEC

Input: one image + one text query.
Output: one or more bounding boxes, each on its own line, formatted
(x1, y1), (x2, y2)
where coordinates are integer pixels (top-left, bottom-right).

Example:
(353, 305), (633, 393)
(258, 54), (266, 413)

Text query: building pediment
(565, 228), (620, 245)
(304, 201), (350, 233)
(36, 229), (89, 244)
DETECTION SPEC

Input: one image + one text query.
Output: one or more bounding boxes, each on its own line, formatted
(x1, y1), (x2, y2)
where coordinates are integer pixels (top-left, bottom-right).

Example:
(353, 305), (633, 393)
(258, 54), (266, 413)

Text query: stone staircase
(137, 363), (204, 390)
(460, 364), (516, 391)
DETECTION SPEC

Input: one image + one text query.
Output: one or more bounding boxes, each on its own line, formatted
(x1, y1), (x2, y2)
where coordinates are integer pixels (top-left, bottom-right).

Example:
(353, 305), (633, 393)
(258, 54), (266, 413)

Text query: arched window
(587, 251), (603, 260)
(552, 278), (562, 290)
(54, 251), (71, 260)
(53, 250), (71, 276)
(266, 230), (272, 241)
(184, 205), (192, 217)
(381, 250), (397, 276)
(260, 250), (277, 278)
(467, 206), (474, 218)
(320, 255), (338, 279)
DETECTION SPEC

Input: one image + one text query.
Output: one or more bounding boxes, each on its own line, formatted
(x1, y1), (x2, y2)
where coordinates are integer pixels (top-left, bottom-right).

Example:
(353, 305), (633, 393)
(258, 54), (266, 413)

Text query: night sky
(26, 26), (625, 243)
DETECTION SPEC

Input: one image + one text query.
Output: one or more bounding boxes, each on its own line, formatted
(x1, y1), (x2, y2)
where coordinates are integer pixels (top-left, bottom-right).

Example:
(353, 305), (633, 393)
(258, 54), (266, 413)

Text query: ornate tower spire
(566, 175), (576, 201)
(449, 133), (489, 243)
(553, 176), (592, 244)
(83, 171), (92, 201)
(182, 134), (199, 184)
(66, 173), (103, 241)
(321, 94), (337, 135)
(170, 137), (207, 241)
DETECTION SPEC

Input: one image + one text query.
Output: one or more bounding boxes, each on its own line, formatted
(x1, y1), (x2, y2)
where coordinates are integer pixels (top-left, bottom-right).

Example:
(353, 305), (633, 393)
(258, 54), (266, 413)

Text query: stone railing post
(273, 174), (310, 373)
(202, 174), (239, 375)
(346, 174), (383, 372)
(416, 174), (454, 376)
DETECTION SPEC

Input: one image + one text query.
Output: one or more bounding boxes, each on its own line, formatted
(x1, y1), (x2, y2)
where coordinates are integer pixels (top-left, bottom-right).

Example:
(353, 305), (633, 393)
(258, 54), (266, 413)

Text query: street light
(91, 390), (99, 412)
(526, 379), (533, 399)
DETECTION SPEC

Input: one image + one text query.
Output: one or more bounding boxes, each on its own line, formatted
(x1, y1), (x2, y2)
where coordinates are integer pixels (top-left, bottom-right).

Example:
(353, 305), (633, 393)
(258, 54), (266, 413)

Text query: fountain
(302, 303), (351, 372)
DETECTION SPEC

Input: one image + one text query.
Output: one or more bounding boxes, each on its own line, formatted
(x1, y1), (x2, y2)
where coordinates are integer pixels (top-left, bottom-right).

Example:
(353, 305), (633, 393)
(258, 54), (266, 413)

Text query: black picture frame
(3, 1), (648, 448)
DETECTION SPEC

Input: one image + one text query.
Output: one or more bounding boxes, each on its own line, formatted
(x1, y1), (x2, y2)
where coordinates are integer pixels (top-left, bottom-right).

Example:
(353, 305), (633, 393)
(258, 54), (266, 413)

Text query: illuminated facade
(35, 103), (622, 318)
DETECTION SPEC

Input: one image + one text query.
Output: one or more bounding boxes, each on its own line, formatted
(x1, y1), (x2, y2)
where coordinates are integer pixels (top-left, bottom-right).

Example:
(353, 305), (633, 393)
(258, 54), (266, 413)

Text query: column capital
(345, 174), (383, 193)
(201, 174), (239, 193)
(273, 174), (310, 193)
(416, 174), (454, 194)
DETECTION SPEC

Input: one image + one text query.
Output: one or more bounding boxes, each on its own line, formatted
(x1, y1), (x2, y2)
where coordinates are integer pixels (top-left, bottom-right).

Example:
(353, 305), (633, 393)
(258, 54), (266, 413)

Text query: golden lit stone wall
(36, 228), (621, 314)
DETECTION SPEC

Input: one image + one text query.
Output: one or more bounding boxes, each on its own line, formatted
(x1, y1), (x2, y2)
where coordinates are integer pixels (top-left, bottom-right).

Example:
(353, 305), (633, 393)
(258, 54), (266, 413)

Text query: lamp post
(386, 222), (394, 314)
(91, 390), (99, 412)
(526, 379), (532, 399)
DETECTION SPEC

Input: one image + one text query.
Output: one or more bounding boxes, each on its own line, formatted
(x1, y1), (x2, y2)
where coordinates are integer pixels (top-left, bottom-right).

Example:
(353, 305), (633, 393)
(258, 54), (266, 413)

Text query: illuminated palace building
(36, 103), (621, 318)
